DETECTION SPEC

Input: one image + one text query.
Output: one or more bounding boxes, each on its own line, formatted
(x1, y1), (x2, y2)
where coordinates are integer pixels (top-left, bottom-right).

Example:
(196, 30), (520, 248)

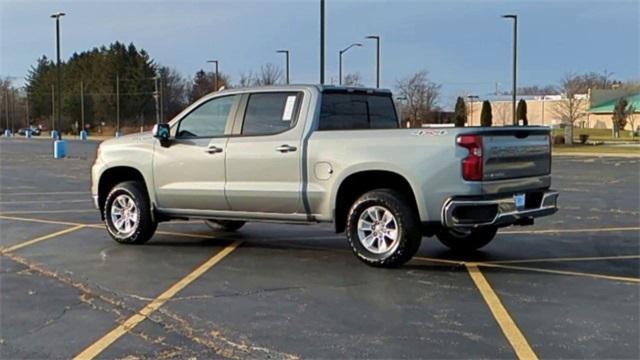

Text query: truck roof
(211, 84), (392, 96)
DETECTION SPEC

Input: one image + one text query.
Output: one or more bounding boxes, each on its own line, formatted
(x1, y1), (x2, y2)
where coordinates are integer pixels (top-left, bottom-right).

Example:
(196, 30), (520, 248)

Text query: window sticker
(282, 96), (297, 121)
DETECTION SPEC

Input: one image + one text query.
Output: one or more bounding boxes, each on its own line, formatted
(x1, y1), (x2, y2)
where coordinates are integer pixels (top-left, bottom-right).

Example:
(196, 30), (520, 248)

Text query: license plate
(514, 193), (526, 209)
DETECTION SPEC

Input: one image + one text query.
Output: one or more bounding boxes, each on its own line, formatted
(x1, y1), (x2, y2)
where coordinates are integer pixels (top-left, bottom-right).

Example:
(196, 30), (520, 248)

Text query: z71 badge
(412, 129), (448, 136)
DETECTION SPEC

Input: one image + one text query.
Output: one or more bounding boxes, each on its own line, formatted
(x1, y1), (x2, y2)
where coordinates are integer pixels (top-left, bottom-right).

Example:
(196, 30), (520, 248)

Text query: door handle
(276, 144), (297, 153)
(205, 146), (223, 154)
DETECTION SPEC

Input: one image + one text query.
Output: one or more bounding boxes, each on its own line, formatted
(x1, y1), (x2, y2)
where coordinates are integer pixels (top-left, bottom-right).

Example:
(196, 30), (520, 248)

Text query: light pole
(206, 60), (219, 91)
(339, 43), (361, 85)
(50, 12), (65, 139)
(320, 0), (325, 84)
(277, 50), (290, 84)
(502, 14), (517, 125)
(365, 35), (380, 88)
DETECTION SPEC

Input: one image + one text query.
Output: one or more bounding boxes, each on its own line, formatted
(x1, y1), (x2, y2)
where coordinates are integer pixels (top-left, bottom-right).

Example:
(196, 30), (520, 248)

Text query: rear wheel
(436, 226), (497, 252)
(204, 220), (246, 232)
(104, 181), (157, 244)
(346, 189), (422, 268)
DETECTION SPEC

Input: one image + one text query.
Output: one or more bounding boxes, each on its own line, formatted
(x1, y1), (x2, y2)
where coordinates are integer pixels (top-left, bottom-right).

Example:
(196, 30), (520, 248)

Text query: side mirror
(152, 123), (171, 147)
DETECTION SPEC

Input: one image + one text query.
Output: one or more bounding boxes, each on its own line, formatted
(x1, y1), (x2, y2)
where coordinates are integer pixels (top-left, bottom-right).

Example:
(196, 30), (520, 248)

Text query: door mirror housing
(152, 123), (171, 147)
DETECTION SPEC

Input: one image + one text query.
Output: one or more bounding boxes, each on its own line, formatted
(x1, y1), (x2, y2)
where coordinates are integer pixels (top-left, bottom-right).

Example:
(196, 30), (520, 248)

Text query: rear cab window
(319, 92), (399, 130)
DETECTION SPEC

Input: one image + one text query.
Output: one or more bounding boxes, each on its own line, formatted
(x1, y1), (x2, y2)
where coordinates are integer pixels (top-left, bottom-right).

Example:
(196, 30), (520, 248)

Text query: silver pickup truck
(91, 85), (558, 267)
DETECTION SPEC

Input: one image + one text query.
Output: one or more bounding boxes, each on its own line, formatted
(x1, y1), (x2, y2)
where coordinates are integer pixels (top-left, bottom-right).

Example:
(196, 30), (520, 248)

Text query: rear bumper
(442, 190), (558, 228)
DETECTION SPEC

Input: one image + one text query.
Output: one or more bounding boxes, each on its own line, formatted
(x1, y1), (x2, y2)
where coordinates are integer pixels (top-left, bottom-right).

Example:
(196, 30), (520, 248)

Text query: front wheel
(346, 189), (422, 268)
(104, 181), (157, 244)
(436, 226), (497, 252)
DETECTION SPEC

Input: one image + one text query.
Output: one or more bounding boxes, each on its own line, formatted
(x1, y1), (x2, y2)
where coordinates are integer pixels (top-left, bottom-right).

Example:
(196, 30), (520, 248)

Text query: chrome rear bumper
(442, 190), (558, 228)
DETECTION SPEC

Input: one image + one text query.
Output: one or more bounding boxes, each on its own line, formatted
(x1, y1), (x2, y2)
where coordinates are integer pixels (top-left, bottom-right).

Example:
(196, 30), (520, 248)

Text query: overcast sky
(1, 0), (638, 107)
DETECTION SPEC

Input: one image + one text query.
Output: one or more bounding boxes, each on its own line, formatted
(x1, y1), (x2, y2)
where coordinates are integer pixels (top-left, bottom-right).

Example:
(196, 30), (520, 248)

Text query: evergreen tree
(480, 100), (493, 127)
(612, 98), (629, 138)
(25, 42), (158, 133)
(453, 96), (467, 127)
(517, 99), (528, 125)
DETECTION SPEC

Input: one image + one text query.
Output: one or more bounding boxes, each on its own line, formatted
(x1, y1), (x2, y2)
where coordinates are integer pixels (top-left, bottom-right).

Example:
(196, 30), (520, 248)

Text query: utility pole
(320, 0), (325, 84)
(25, 93), (30, 127)
(80, 80), (85, 133)
(116, 74), (120, 135)
(502, 14), (518, 125)
(51, 84), (55, 132)
(51, 12), (65, 138)
(366, 35), (381, 88)
(160, 76), (164, 122)
(4, 91), (8, 131)
(10, 89), (15, 132)
(154, 76), (160, 127)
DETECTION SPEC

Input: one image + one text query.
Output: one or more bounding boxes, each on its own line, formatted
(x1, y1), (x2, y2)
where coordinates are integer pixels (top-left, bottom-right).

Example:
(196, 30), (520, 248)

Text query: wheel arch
(333, 169), (422, 233)
(97, 166), (151, 219)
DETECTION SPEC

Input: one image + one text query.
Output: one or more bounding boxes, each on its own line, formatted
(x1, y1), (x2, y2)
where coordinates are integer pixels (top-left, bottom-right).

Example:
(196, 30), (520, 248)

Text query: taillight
(457, 134), (483, 181)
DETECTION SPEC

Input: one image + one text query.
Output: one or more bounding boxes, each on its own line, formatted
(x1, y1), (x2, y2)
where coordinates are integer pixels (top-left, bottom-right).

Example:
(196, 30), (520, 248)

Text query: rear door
(482, 128), (551, 181)
(224, 91), (305, 214)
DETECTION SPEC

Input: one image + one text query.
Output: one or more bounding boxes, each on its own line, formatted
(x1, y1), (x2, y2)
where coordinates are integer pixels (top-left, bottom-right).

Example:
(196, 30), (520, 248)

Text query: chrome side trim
(442, 191), (559, 228)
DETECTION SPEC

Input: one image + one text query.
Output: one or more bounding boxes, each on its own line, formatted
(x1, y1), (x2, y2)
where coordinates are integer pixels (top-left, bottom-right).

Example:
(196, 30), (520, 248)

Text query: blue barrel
(53, 140), (66, 159)
(115, 131), (123, 138)
(80, 130), (88, 141)
(51, 130), (60, 140)
(26, 129), (32, 138)
(4, 129), (11, 137)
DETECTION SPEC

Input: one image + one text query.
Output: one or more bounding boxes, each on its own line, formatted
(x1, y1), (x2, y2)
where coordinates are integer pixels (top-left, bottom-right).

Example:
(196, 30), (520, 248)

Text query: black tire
(346, 189), (422, 268)
(436, 226), (497, 252)
(103, 181), (157, 244)
(204, 220), (246, 232)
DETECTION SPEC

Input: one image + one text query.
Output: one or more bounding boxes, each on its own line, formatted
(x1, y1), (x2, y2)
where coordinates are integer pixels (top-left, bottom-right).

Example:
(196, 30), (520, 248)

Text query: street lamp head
(276, 50), (289, 54)
(366, 35), (379, 40)
(340, 43), (362, 54)
(206, 60), (218, 64)
(501, 14), (517, 19)
(50, 12), (65, 18)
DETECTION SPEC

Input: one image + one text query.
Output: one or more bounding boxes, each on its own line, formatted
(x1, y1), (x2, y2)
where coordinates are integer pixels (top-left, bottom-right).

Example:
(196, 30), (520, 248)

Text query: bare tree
(256, 63), (283, 86)
(395, 71), (441, 127)
(518, 85), (559, 95)
(552, 73), (588, 144)
(158, 66), (188, 120)
(237, 71), (256, 87)
(343, 73), (363, 86)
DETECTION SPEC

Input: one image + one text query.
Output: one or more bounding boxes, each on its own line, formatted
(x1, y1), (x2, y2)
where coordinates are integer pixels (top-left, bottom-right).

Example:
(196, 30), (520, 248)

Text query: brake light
(457, 134), (483, 181)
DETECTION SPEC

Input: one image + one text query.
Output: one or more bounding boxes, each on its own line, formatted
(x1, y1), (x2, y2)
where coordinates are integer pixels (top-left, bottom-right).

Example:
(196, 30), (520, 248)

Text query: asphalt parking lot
(1, 137), (638, 359)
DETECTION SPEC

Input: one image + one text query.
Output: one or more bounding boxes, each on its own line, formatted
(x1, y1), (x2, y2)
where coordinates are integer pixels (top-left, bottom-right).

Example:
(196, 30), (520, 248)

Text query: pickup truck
(91, 85), (558, 267)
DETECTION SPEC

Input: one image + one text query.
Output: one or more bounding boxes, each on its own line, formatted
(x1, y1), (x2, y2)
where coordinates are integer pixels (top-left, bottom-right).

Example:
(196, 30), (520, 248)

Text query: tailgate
(482, 129), (551, 181)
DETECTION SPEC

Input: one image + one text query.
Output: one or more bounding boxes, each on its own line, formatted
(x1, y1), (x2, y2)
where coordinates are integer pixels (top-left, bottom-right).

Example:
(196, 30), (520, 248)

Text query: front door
(153, 94), (240, 211)
(225, 92), (305, 214)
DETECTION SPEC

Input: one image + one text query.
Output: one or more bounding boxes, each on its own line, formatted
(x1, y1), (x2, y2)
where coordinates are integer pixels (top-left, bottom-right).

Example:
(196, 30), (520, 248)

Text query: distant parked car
(17, 126), (41, 136)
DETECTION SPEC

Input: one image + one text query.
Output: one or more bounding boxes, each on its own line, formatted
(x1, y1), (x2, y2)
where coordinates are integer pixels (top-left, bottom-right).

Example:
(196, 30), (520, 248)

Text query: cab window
(177, 95), (238, 138)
